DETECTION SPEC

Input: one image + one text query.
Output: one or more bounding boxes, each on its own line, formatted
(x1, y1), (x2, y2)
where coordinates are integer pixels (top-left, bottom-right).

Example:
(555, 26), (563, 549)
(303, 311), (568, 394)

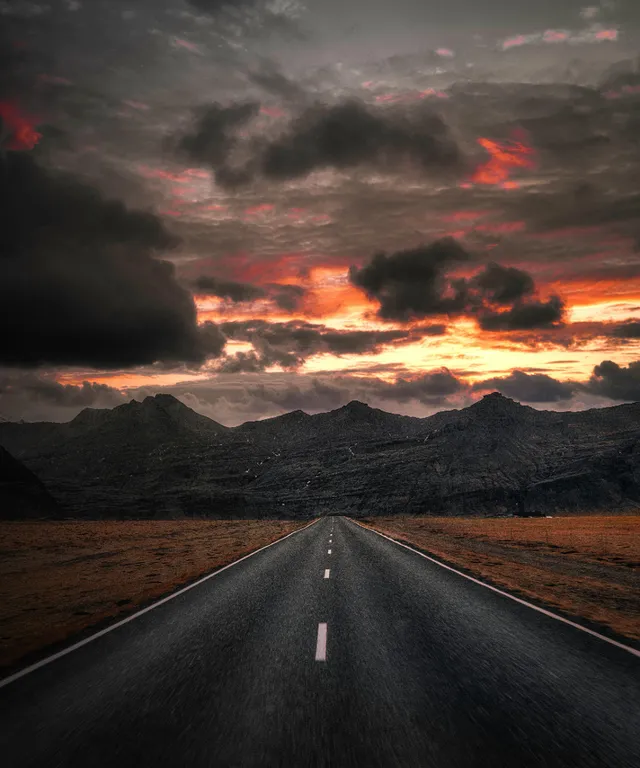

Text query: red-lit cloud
(0, 102), (41, 151)
(469, 133), (536, 189)
(499, 25), (619, 50)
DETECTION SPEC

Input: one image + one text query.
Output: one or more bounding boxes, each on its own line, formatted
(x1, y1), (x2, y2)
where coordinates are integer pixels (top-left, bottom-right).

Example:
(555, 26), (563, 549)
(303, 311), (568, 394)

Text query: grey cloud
(473, 370), (576, 402)
(191, 275), (307, 312)
(350, 239), (564, 330)
(260, 100), (461, 181)
(0, 371), (126, 409)
(220, 320), (412, 370)
(349, 237), (473, 322)
(194, 276), (267, 302)
(175, 102), (260, 189)
(385, 369), (465, 404)
(478, 296), (565, 331)
(175, 98), (461, 188)
(271, 284), (307, 312)
(247, 59), (307, 103)
(218, 320), (436, 370)
(471, 262), (535, 305)
(186, 0), (251, 11)
(609, 320), (640, 339)
(0, 153), (224, 368)
(0, 370), (127, 422)
(585, 360), (640, 401)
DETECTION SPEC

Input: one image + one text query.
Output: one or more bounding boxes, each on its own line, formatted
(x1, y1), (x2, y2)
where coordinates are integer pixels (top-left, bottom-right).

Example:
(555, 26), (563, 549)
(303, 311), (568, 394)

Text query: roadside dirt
(362, 516), (640, 642)
(0, 519), (307, 669)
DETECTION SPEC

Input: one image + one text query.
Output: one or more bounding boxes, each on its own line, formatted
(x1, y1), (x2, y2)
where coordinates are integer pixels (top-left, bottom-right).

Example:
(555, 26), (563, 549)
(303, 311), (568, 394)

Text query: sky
(2, 0), (640, 424)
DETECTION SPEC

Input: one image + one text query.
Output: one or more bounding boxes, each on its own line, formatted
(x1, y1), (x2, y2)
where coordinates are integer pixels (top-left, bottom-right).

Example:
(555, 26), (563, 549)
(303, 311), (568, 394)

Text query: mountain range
(1, 392), (640, 519)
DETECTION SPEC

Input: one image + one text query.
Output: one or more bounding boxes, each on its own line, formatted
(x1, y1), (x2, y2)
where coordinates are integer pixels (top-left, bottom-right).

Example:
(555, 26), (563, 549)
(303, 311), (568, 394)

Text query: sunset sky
(2, 0), (640, 424)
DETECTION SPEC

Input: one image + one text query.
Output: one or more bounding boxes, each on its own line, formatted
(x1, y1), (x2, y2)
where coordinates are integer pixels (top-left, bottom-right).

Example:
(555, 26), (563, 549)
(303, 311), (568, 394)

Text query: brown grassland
(363, 515), (640, 642)
(0, 520), (306, 670)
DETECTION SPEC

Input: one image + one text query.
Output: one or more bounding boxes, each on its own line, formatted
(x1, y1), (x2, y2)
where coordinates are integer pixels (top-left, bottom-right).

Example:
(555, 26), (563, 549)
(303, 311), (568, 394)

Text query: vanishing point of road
(0, 517), (639, 767)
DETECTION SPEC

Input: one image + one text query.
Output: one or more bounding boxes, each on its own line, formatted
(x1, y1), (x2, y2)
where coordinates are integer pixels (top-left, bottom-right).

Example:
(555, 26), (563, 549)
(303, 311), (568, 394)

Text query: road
(0, 516), (639, 768)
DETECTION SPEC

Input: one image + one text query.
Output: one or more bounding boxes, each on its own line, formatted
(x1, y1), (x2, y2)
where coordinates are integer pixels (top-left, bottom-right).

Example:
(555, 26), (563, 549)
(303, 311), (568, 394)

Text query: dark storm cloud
(272, 284), (307, 312)
(472, 321), (616, 351)
(0, 152), (225, 368)
(175, 99), (461, 187)
(471, 263), (534, 305)
(198, 322), (228, 358)
(192, 276), (307, 311)
(320, 329), (412, 355)
(516, 183), (640, 234)
(478, 296), (565, 331)
(473, 370), (577, 402)
(350, 239), (564, 329)
(349, 238), (473, 322)
(610, 320), (640, 339)
(260, 100), (461, 181)
(194, 275), (266, 302)
(585, 360), (640, 401)
(175, 102), (260, 189)
(218, 320), (425, 370)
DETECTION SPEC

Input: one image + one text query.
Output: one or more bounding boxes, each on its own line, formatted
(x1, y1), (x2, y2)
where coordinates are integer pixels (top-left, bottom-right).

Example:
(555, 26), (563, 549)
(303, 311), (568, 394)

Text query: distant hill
(1, 392), (640, 519)
(0, 446), (61, 519)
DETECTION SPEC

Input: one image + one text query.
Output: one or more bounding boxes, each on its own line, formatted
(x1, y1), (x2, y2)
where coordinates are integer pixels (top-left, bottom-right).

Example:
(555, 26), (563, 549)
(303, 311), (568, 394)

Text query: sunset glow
(3, 0), (640, 425)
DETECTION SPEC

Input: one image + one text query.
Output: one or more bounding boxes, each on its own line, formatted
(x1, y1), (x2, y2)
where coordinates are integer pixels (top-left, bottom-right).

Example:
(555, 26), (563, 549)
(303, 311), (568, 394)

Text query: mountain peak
(280, 409), (309, 420)
(71, 393), (226, 435)
(470, 391), (528, 416)
(141, 393), (182, 407)
(484, 391), (510, 401)
(343, 400), (371, 412)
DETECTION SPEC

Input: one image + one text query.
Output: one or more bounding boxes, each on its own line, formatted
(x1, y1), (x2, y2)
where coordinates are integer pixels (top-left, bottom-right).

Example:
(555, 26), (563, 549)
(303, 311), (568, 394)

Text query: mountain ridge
(2, 392), (640, 519)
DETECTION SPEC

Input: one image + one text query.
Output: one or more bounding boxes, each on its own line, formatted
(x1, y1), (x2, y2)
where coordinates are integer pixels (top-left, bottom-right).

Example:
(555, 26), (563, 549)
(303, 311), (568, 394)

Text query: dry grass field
(0, 520), (307, 670)
(363, 516), (640, 642)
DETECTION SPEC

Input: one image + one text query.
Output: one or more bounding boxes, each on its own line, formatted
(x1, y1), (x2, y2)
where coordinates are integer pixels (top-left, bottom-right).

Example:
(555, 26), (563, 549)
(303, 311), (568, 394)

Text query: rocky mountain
(0, 446), (60, 519)
(1, 392), (640, 519)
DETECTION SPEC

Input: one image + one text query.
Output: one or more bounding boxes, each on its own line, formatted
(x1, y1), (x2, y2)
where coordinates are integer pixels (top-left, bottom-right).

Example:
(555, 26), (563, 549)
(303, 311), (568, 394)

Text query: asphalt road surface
(1, 516), (639, 768)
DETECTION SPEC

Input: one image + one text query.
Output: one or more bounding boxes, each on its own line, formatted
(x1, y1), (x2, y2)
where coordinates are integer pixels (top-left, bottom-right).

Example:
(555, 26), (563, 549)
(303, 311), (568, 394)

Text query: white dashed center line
(315, 623), (328, 661)
(328, 549), (332, 554)
(324, 569), (330, 579)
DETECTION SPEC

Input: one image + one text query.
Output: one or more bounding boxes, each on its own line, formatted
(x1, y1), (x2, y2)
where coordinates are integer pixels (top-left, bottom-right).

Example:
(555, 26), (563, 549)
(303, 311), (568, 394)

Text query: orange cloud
(470, 133), (536, 188)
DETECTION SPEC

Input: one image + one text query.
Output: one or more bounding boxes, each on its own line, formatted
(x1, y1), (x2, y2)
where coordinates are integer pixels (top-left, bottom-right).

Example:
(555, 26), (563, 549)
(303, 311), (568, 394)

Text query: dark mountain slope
(2, 393), (640, 518)
(0, 446), (60, 519)
(0, 395), (230, 518)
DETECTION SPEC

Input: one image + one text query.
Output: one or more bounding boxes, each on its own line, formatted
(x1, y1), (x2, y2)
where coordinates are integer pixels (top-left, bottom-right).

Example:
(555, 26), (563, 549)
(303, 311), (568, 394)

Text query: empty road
(1, 516), (639, 767)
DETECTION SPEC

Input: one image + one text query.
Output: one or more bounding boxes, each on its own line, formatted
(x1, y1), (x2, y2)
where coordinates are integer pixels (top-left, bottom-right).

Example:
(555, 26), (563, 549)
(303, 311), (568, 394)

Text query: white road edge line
(0, 518), (320, 690)
(324, 569), (331, 579)
(315, 623), (328, 661)
(349, 519), (640, 659)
